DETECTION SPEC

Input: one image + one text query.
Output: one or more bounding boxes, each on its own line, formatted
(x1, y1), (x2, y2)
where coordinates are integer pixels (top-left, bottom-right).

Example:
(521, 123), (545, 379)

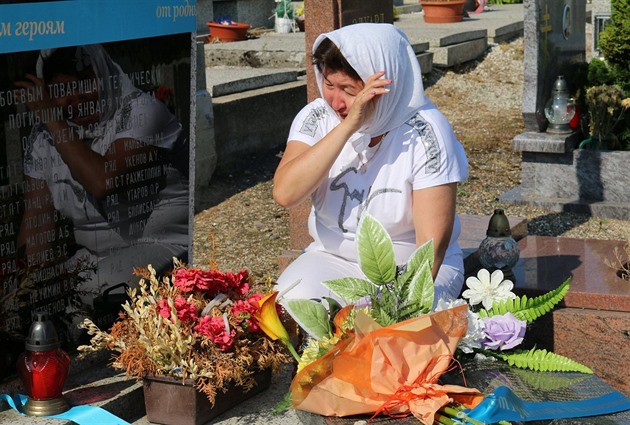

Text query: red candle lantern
(16, 312), (70, 416)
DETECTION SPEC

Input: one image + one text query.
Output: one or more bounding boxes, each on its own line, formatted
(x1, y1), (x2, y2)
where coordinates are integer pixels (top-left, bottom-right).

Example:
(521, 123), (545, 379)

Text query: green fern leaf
(479, 277), (571, 322)
(398, 301), (422, 320)
(484, 347), (593, 373)
(373, 304), (396, 327)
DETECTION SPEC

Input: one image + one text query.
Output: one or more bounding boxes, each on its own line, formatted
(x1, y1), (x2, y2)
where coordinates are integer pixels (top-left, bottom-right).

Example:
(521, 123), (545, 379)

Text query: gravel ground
(193, 37), (630, 280)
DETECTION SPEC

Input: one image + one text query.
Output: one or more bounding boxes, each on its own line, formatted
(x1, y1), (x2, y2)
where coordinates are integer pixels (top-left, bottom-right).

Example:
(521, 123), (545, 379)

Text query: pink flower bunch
(156, 267), (267, 352)
(194, 316), (237, 351)
(232, 293), (264, 333)
(157, 296), (197, 323)
(172, 267), (250, 298)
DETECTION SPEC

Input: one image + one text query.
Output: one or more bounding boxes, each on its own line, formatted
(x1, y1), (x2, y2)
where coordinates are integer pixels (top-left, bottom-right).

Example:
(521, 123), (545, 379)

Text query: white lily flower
(462, 269), (516, 310)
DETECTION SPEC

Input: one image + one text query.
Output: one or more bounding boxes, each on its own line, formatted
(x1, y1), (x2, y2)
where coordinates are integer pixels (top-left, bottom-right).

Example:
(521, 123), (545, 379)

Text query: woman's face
(322, 71), (364, 121)
(50, 73), (101, 126)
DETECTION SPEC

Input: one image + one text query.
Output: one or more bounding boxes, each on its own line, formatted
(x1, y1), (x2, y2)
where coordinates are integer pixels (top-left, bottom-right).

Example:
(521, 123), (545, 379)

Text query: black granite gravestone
(0, 0), (196, 380)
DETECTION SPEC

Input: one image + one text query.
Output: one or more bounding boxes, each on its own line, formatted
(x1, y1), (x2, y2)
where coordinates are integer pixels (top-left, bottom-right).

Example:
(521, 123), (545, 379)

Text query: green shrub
(599, 0), (630, 67)
(275, 0), (294, 19)
(575, 0), (630, 150)
(599, 0), (630, 93)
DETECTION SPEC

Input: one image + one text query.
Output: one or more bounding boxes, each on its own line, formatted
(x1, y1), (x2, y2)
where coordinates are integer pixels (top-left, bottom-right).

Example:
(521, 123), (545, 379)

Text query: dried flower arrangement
(77, 259), (291, 405)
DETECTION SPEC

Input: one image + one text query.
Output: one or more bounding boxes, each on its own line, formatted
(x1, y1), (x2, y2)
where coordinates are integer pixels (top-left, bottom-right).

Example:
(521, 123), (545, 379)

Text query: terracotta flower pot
(143, 368), (272, 425)
(206, 21), (250, 42)
(420, 0), (466, 23)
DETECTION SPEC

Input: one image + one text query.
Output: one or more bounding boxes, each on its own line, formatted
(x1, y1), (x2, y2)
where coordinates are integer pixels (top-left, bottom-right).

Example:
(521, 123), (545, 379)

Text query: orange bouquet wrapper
(290, 304), (483, 424)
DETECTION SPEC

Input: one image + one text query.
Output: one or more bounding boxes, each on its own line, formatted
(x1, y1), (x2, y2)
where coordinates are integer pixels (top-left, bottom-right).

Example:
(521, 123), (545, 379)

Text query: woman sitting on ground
(273, 23), (469, 307)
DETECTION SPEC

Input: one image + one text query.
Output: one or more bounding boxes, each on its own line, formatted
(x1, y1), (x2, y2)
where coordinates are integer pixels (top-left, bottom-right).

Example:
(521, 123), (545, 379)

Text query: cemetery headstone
(522, 0), (585, 132)
(0, 0), (196, 380)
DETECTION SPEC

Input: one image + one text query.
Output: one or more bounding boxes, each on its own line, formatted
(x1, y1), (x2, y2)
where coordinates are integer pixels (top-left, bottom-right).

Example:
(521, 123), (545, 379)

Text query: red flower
(196, 269), (230, 295)
(157, 296), (198, 323)
(194, 315), (236, 351)
(232, 293), (264, 333)
(173, 267), (252, 298)
(173, 268), (206, 293)
(224, 269), (250, 296)
(157, 298), (171, 319)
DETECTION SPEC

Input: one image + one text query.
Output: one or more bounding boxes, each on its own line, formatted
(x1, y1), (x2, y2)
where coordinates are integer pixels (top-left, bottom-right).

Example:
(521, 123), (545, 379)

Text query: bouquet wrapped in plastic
(291, 305), (482, 424)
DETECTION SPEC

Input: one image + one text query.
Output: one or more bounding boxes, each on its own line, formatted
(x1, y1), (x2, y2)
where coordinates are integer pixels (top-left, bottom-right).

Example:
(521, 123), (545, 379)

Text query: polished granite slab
(512, 236), (630, 312)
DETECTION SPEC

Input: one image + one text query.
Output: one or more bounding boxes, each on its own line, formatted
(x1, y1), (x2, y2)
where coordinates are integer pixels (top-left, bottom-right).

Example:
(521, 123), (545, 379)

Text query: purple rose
(481, 312), (526, 351)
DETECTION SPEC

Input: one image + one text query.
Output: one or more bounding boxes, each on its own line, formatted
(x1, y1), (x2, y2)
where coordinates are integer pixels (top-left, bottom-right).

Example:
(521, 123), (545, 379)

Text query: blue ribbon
(1, 393), (130, 425)
(465, 386), (630, 423)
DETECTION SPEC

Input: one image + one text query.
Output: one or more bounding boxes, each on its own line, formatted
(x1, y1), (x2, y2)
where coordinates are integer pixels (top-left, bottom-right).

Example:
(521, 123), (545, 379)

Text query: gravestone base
(533, 308), (630, 397)
(501, 131), (630, 220)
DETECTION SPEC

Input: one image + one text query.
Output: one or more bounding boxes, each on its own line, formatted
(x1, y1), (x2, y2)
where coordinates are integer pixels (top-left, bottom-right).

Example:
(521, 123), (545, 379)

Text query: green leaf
(322, 277), (377, 302)
(405, 261), (434, 315)
(356, 213), (397, 285)
(372, 301), (397, 327)
(482, 347), (593, 374)
(478, 277), (571, 322)
(322, 297), (342, 318)
(283, 299), (331, 340)
(272, 392), (292, 415)
(398, 240), (434, 287)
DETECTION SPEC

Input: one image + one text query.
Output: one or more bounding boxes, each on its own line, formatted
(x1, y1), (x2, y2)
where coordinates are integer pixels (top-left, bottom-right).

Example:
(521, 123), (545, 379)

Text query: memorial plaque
(0, 0), (196, 378)
(340, 0), (394, 26)
(522, 0), (585, 132)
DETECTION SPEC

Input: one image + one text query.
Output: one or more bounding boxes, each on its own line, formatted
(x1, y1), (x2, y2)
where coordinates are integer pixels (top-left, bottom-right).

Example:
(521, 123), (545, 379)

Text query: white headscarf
(313, 23), (429, 147)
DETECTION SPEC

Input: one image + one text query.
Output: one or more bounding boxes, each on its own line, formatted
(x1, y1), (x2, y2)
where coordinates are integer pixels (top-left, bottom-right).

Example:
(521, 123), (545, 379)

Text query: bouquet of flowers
(266, 214), (592, 424)
(77, 259), (292, 405)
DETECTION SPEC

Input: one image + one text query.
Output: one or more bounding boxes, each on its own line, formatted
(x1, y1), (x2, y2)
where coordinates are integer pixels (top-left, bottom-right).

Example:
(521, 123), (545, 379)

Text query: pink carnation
(173, 268), (207, 293)
(172, 268), (252, 298)
(197, 269), (230, 294)
(157, 299), (171, 319)
(157, 296), (197, 323)
(194, 315), (236, 351)
(225, 269), (251, 296)
(232, 293), (264, 333)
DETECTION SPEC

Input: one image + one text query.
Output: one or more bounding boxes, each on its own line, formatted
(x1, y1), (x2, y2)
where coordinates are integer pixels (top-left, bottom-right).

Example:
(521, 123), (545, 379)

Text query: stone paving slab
(204, 4), (525, 96)
(207, 66), (305, 97)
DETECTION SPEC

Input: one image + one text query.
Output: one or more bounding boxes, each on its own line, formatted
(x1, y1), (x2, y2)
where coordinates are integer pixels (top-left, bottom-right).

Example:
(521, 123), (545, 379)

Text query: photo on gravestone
(0, 33), (191, 379)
